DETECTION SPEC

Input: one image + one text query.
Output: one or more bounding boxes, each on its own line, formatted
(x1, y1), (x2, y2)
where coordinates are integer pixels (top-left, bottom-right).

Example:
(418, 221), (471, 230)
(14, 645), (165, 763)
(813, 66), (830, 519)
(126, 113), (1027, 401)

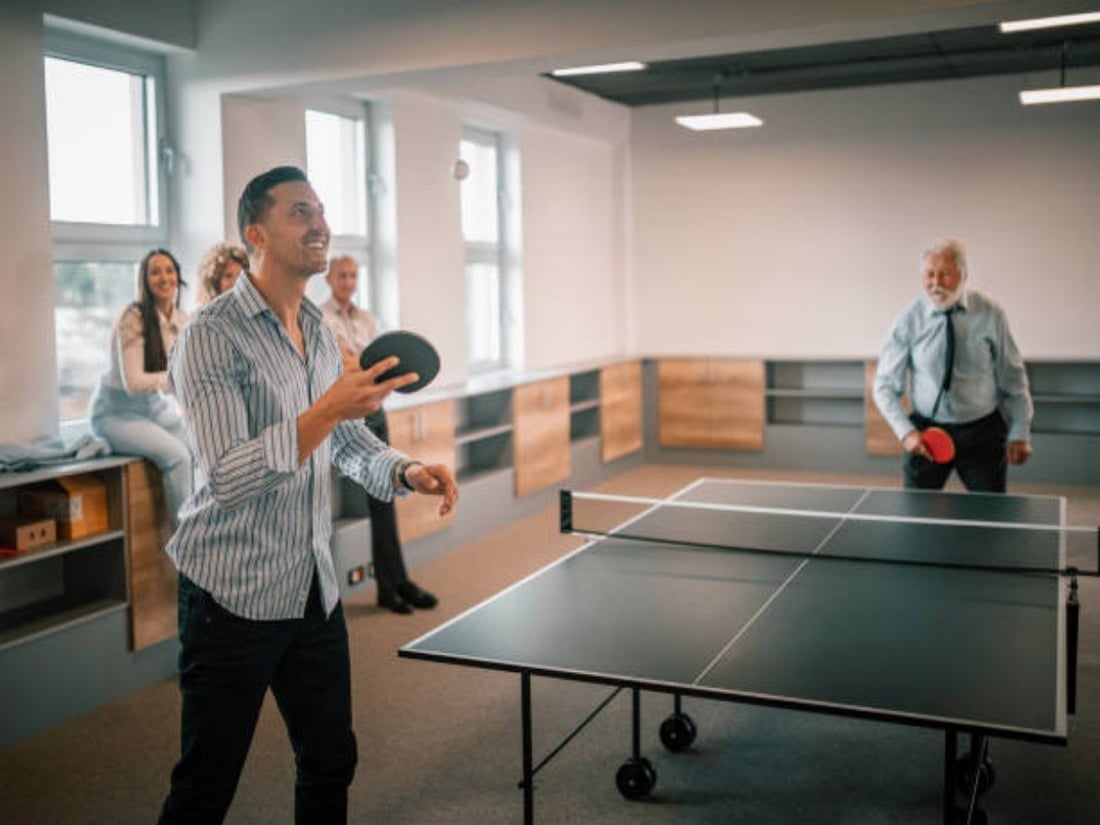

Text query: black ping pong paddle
(359, 330), (441, 394)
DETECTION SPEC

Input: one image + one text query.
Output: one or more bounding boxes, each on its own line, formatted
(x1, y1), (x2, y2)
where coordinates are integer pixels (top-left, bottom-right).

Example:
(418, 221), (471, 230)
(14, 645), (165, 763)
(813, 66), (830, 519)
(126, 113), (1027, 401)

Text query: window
(44, 30), (169, 423)
(45, 57), (160, 226)
(460, 128), (509, 370)
(305, 107), (374, 311)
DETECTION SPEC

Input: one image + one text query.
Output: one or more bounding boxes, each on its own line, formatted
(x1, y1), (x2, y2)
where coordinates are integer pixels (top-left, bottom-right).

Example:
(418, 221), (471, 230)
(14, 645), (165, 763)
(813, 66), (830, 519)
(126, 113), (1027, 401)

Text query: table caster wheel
(659, 712), (697, 751)
(615, 756), (656, 799)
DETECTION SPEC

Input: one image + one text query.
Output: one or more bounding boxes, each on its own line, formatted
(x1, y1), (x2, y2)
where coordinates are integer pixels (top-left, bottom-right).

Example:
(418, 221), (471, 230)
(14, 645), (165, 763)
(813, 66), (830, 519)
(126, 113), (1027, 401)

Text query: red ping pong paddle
(922, 426), (955, 464)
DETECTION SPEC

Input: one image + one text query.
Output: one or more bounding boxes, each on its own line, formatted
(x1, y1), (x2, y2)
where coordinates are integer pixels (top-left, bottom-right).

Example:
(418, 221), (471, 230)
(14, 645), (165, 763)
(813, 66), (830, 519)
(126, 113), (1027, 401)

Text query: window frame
(44, 28), (170, 253)
(45, 28), (171, 428)
(305, 102), (378, 314)
(461, 126), (510, 373)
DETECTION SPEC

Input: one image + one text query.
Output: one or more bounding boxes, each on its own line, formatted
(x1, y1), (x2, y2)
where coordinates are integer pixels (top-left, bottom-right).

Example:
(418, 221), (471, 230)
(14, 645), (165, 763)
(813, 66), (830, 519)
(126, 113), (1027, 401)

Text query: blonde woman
(196, 242), (249, 306)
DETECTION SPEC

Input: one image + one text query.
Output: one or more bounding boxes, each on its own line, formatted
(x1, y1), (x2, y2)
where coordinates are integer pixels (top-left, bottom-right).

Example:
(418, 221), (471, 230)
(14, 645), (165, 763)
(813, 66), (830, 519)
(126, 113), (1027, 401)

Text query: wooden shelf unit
(512, 376), (571, 496)
(658, 358), (765, 450)
(0, 458), (131, 652)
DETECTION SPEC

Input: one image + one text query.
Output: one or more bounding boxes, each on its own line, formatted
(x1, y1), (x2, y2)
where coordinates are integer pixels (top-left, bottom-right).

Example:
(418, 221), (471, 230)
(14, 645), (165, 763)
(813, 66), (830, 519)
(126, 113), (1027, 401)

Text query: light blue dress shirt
(873, 288), (1033, 443)
(167, 274), (406, 620)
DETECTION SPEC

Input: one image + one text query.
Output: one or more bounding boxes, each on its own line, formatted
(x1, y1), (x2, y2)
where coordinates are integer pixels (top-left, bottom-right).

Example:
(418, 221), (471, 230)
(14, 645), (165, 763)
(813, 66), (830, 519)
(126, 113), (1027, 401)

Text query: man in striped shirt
(159, 166), (458, 824)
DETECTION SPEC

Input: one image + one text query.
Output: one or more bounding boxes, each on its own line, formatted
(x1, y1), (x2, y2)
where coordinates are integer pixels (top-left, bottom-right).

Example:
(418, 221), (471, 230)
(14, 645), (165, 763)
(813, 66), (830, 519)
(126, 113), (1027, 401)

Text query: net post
(1067, 570), (1079, 715)
(559, 489), (572, 534)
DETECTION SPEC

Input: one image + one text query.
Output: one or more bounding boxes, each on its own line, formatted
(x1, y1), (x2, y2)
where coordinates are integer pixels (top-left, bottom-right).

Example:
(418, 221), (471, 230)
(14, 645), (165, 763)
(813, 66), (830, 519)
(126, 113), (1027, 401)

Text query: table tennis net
(560, 489), (1099, 576)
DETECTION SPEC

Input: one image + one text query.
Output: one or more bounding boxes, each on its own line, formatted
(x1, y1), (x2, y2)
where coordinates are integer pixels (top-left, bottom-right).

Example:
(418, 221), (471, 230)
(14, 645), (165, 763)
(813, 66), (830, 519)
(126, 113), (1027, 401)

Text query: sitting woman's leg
(93, 413), (192, 528)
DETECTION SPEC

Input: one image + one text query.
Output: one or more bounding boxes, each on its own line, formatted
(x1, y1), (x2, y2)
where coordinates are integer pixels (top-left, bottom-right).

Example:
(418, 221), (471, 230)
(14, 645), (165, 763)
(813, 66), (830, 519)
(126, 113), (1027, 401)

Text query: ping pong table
(400, 478), (1085, 824)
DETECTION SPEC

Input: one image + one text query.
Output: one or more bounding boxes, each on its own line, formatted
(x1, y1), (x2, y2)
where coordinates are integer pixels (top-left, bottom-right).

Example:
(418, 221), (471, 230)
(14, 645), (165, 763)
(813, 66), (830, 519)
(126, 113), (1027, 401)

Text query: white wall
(0, 4), (56, 442)
(214, 83), (631, 385)
(630, 72), (1100, 359)
(521, 125), (628, 368)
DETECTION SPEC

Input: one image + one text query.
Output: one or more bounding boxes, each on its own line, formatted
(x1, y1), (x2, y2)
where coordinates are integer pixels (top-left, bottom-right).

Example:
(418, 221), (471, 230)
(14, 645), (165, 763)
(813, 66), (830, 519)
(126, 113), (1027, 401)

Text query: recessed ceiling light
(1000, 11), (1100, 33)
(1019, 84), (1100, 105)
(675, 113), (763, 131)
(550, 61), (647, 77)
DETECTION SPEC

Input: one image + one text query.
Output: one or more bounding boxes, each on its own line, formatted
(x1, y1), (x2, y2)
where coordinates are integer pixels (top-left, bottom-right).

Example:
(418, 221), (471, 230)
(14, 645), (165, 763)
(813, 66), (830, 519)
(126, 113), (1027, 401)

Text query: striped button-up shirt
(873, 288), (1033, 443)
(167, 274), (406, 619)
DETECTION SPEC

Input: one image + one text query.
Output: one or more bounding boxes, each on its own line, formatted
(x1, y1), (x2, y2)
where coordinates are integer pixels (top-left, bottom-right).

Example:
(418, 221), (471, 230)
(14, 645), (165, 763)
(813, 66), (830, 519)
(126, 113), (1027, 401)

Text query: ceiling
(547, 21), (1100, 106)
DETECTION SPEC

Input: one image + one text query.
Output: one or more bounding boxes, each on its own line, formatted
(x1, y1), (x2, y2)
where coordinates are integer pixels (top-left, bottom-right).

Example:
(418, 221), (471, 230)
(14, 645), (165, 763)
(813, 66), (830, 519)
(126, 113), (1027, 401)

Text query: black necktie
(941, 307), (956, 394)
(929, 307), (956, 421)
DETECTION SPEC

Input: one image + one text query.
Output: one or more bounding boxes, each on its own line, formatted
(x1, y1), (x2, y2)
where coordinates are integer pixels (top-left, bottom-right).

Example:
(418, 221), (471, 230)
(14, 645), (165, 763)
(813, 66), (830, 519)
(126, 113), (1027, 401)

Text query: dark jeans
(159, 574), (357, 825)
(364, 409), (409, 593)
(903, 410), (1009, 493)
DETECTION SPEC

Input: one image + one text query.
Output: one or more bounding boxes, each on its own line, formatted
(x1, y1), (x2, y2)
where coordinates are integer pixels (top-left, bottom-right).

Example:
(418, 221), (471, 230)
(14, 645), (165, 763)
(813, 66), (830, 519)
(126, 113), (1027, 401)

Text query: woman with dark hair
(89, 249), (193, 528)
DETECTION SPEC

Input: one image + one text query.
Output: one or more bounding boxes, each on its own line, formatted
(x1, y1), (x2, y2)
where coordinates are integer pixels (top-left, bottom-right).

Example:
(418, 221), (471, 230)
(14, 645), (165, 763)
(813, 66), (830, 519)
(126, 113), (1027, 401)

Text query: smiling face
(247, 180), (331, 278)
(326, 256), (358, 307)
(217, 259), (243, 295)
(922, 251), (964, 310)
(142, 253), (179, 309)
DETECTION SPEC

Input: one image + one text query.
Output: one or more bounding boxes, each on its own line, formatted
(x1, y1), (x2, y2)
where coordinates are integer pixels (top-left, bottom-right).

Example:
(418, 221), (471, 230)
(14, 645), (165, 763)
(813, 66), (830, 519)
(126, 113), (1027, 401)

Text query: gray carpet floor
(1, 464), (1098, 824)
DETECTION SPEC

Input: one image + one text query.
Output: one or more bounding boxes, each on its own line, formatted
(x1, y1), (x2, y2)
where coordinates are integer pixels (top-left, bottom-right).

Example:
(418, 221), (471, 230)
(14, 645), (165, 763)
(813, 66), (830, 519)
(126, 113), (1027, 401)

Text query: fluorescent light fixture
(675, 112), (763, 131)
(1000, 11), (1100, 32)
(551, 61), (646, 77)
(1019, 84), (1100, 104)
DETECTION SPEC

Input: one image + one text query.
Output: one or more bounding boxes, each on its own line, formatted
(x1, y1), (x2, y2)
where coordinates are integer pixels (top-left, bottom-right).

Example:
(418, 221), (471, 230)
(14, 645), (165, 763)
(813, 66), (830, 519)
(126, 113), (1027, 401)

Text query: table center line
(693, 488), (873, 686)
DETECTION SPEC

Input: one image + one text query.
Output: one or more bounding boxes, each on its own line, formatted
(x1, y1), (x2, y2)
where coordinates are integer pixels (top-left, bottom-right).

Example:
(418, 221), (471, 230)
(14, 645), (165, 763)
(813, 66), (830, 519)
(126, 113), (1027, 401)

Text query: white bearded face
(922, 251), (965, 310)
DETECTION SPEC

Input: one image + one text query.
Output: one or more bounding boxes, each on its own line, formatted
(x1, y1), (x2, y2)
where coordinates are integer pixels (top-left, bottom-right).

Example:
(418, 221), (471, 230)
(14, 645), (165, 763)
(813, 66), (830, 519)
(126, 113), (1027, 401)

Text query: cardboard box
(0, 516), (57, 551)
(18, 474), (109, 540)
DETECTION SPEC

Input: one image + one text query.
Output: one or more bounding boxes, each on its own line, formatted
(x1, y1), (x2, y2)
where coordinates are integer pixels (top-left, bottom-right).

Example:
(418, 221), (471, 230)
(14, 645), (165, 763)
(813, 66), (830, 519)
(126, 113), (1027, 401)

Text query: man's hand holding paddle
(297, 356), (417, 463)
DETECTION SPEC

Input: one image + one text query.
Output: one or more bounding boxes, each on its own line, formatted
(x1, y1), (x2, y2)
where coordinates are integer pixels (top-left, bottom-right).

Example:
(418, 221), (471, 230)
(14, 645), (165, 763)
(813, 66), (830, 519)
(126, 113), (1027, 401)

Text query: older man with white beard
(873, 239), (1033, 492)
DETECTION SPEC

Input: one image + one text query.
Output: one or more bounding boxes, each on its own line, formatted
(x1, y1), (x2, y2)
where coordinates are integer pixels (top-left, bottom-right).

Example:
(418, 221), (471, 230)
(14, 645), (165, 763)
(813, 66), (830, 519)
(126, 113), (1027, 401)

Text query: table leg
(522, 671), (533, 824)
(631, 687), (641, 759)
(943, 728), (958, 825)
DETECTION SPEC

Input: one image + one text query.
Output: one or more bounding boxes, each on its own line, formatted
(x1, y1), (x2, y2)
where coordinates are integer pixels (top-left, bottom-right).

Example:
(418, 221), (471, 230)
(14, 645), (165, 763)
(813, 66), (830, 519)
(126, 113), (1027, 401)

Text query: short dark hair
(237, 165), (308, 251)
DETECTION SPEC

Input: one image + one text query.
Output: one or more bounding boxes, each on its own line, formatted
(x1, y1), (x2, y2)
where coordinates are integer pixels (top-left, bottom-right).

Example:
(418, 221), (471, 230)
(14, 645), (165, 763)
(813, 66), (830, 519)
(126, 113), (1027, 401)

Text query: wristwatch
(398, 460), (423, 492)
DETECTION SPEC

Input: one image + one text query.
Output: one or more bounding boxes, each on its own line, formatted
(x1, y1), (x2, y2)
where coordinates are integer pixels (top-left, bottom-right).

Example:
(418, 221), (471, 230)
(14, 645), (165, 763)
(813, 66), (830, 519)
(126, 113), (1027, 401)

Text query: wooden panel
(710, 359), (766, 450)
(657, 359), (713, 447)
(599, 361), (643, 463)
(864, 360), (907, 456)
(125, 461), (177, 651)
(512, 377), (571, 497)
(387, 400), (457, 543)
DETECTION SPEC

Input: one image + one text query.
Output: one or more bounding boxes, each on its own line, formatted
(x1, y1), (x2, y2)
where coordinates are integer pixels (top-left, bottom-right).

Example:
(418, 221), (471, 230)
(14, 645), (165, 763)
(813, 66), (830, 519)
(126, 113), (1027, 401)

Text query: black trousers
(903, 410), (1009, 493)
(363, 409), (409, 593)
(159, 574), (357, 825)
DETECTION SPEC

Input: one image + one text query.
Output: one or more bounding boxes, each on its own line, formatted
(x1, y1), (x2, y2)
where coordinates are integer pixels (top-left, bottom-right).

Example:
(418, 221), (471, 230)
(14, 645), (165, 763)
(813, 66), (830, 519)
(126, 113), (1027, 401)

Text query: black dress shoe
(377, 589), (413, 615)
(396, 581), (438, 610)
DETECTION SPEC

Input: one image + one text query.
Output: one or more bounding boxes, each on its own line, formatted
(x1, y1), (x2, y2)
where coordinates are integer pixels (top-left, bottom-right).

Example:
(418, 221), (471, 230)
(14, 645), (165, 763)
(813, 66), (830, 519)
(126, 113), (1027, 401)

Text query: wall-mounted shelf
(765, 360), (865, 428)
(1029, 362), (1100, 436)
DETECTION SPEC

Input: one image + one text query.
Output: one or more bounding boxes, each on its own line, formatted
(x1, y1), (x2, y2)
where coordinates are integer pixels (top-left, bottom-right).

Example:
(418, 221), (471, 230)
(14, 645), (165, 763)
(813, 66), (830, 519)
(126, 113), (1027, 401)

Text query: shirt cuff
(262, 419), (300, 473)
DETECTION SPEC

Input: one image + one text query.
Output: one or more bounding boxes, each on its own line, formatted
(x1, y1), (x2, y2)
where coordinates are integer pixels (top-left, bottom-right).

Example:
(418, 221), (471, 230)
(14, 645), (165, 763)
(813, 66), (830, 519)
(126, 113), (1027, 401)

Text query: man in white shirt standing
(873, 238), (1033, 492)
(320, 255), (439, 614)
(159, 167), (457, 824)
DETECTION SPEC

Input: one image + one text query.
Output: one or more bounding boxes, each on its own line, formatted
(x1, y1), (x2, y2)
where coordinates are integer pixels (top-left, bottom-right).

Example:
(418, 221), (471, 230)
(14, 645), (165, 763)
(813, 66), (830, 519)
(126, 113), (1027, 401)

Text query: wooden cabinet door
(657, 359), (713, 447)
(710, 359), (765, 450)
(513, 377), (571, 496)
(125, 461), (177, 651)
(387, 400), (457, 542)
(864, 360), (906, 456)
(600, 361), (643, 462)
